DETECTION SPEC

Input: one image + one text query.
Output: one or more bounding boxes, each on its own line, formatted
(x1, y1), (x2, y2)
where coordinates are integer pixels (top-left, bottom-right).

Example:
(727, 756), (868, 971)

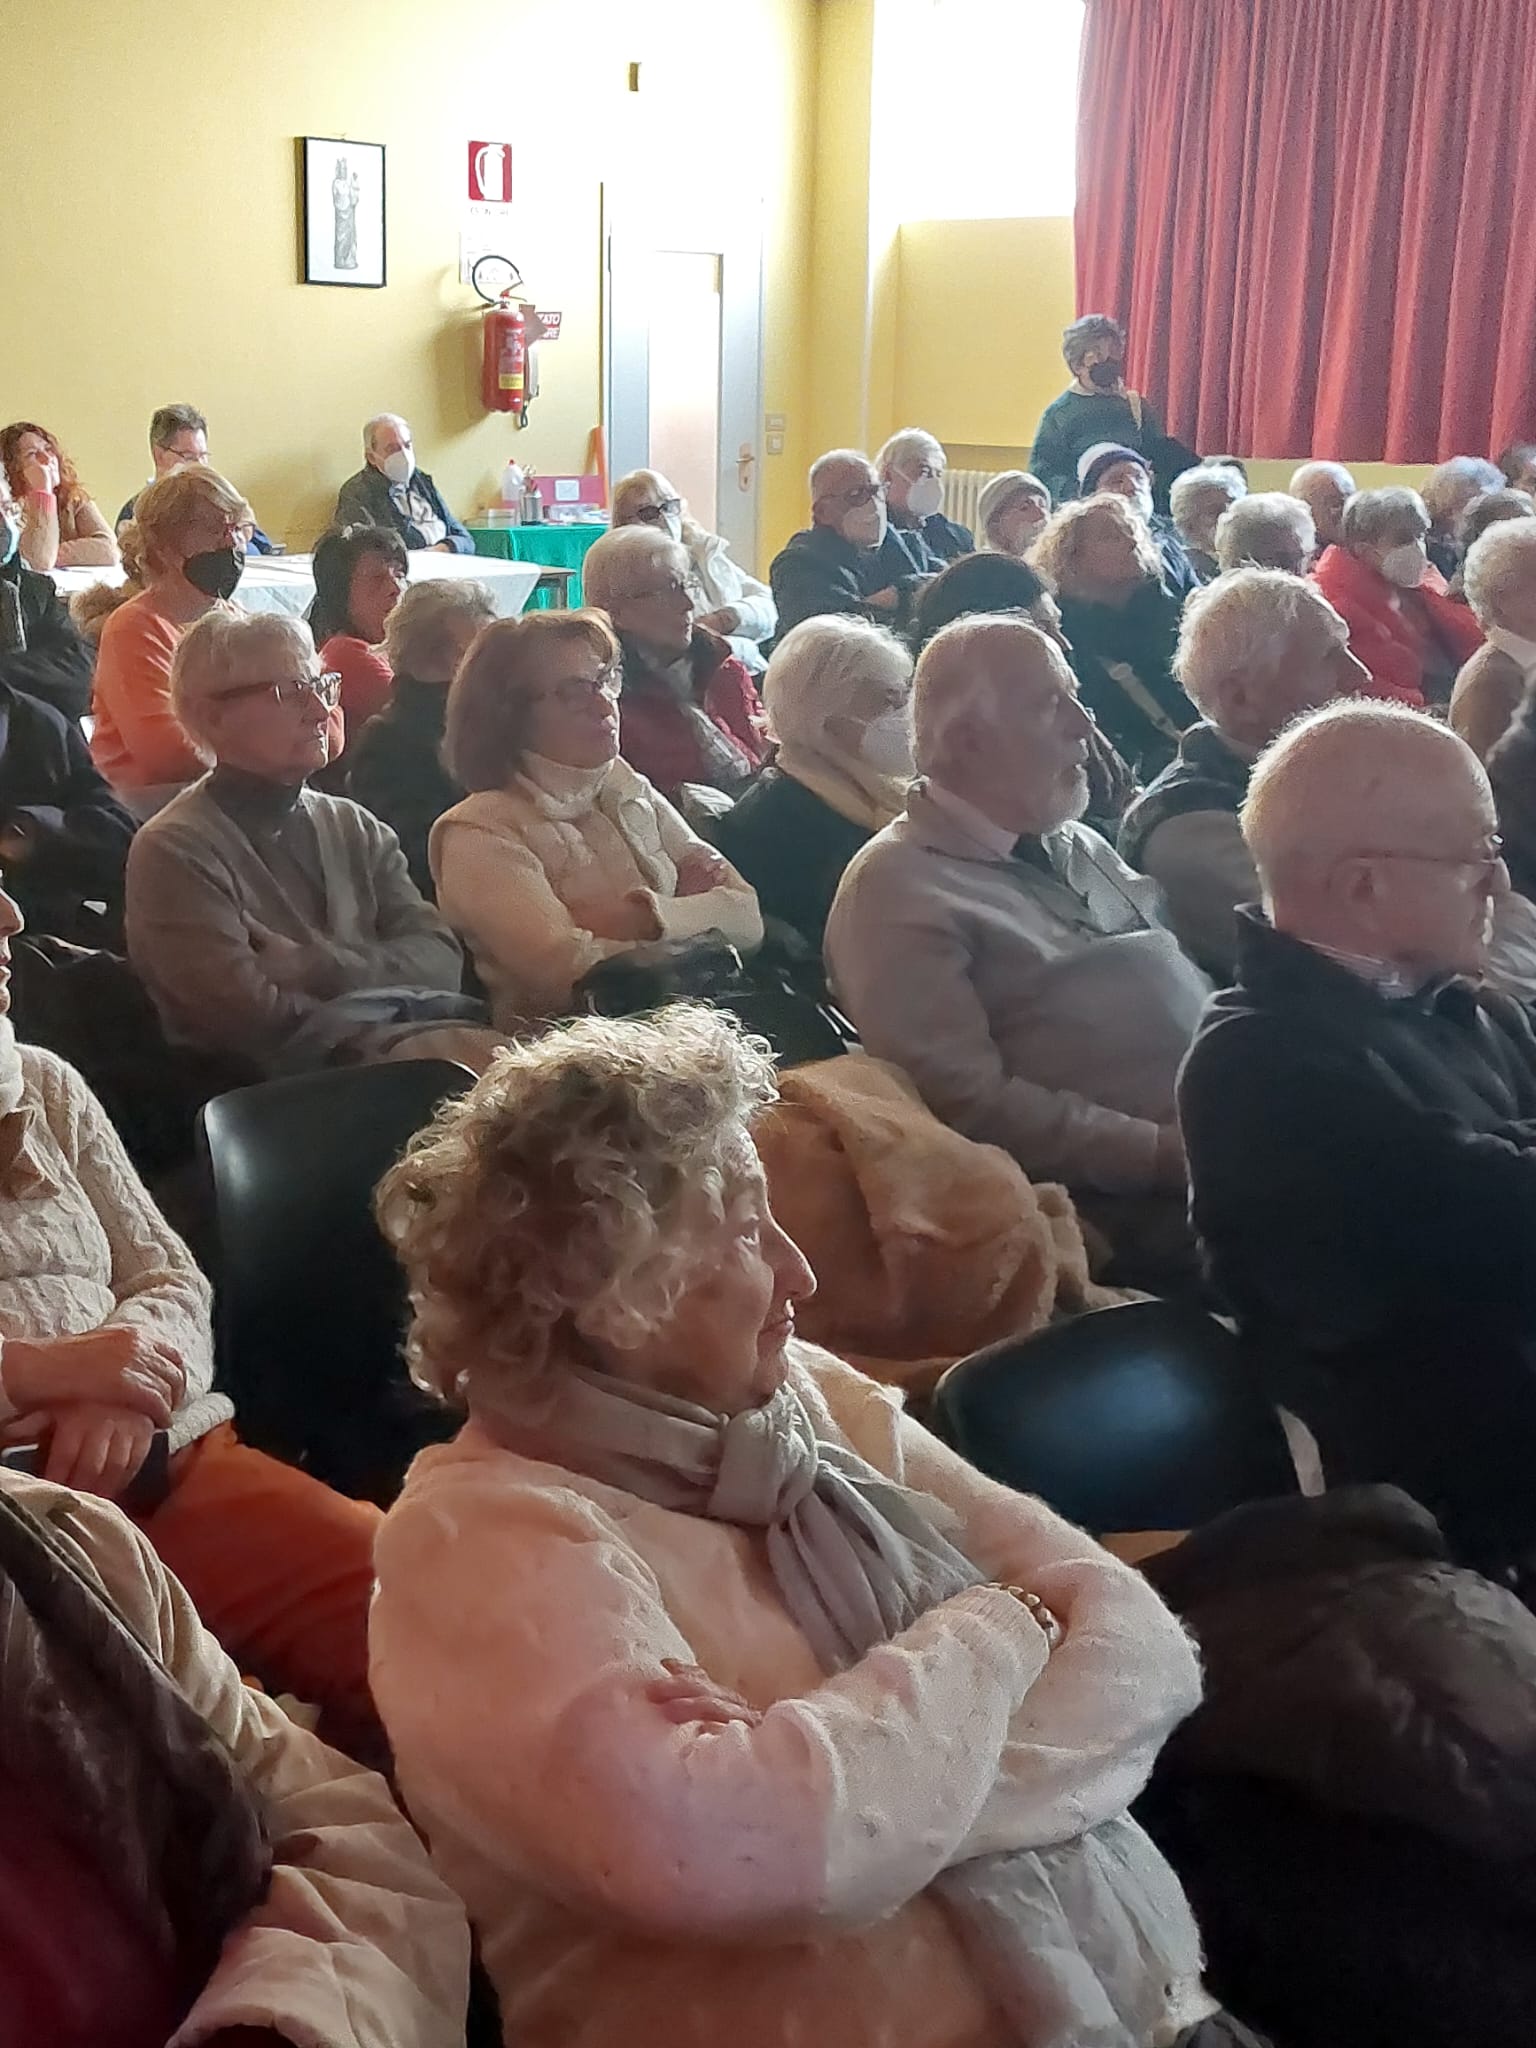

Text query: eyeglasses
(1345, 836), (1505, 880)
(622, 576), (692, 604)
(532, 664), (622, 709)
(633, 499), (682, 524)
(821, 481), (885, 510)
(213, 670), (342, 711)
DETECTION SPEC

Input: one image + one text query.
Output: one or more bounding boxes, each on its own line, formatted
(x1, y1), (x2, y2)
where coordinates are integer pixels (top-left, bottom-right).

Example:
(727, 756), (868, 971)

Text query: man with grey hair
(1178, 697), (1536, 1584)
(769, 449), (934, 638)
(1287, 460), (1356, 549)
(1449, 514), (1536, 759)
(1213, 492), (1316, 576)
(1118, 570), (1366, 973)
(1169, 464), (1246, 582)
(1421, 455), (1505, 578)
(332, 413), (473, 553)
(874, 427), (971, 564)
(826, 614), (1210, 1279)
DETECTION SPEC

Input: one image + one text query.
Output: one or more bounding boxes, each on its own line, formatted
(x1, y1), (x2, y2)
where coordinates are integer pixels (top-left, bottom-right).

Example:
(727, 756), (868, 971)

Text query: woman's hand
(585, 891), (665, 944)
(37, 1402), (156, 1498)
(998, 1585), (1065, 1651)
(2, 1326), (185, 1424)
(674, 846), (731, 898)
(21, 450), (59, 495)
(697, 605), (742, 637)
(646, 1660), (763, 1729)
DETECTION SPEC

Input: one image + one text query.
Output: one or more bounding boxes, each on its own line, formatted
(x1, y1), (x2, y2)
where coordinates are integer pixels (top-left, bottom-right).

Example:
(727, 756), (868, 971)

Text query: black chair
(198, 1060), (475, 1504)
(929, 1300), (1299, 1533)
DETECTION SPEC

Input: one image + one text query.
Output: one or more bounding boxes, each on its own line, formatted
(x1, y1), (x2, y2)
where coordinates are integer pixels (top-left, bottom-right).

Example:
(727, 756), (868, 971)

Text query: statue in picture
(333, 156), (361, 271)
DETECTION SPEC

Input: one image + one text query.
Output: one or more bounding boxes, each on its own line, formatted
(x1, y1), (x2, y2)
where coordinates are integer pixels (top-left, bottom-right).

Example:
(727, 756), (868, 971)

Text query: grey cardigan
(126, 778), (464, 1069)
(824, 785), (1211, 1193)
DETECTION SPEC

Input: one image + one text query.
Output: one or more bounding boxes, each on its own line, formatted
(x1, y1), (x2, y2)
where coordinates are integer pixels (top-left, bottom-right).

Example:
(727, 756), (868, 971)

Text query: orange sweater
(89, 590), (206, 791)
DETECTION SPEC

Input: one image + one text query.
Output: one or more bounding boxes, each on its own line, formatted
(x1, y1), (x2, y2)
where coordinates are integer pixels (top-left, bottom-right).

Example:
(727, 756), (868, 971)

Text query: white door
(603, 191), (764, 568)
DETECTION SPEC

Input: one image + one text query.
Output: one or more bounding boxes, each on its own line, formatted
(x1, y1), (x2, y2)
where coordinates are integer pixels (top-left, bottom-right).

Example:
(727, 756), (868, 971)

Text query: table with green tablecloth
(468, 522), (608, 608)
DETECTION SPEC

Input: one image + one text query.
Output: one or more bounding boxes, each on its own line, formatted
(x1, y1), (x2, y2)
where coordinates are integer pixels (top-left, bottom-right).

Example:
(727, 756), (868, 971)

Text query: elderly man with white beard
(825, 614), (1211, 1282)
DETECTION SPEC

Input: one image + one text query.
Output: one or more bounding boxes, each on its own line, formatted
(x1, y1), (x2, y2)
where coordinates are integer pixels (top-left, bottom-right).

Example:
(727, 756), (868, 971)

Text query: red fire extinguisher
(482, 294), (528, 418)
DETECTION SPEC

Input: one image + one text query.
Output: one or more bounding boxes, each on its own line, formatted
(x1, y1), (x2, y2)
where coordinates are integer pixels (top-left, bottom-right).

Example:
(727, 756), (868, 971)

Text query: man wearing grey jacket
(825, 614), (1210, 1277)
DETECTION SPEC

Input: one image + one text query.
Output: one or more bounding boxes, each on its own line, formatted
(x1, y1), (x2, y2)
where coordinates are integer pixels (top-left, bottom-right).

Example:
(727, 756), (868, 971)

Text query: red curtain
(1075, 0), (1536, 462)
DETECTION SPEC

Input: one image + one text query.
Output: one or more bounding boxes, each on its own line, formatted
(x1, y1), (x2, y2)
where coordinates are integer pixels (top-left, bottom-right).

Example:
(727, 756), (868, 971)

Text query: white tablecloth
(50, 551), (542, 621)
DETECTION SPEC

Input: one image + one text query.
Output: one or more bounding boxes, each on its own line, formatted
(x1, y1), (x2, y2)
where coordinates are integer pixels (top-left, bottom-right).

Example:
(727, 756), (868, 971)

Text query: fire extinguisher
(473, 256), (531, 422)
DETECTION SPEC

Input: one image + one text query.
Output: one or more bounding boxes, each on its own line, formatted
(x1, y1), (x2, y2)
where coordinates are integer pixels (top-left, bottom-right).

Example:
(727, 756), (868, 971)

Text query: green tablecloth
(468, 522), (607, 607)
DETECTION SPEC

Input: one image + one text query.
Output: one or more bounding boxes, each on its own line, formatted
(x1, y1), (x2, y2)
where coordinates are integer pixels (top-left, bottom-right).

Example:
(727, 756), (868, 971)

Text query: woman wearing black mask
(1029, 314), (1176, 511)
(86, 464), (251, 815)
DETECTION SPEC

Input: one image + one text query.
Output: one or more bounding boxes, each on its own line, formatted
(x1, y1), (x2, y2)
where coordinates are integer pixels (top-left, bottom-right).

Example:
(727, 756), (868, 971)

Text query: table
(467, 522), (608, 608)
(49, 551), (542, 622)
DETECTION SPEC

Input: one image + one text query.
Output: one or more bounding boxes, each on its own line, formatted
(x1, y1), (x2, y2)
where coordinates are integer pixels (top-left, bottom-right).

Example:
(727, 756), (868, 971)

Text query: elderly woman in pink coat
(369, 1004), (1253, 2048)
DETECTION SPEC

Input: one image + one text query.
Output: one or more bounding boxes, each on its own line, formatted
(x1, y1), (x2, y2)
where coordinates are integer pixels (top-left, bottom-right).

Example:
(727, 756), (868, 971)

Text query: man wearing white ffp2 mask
(875, 427), (974, 566)
(769, 449), (936, 639)
(332, 411), (475, 555)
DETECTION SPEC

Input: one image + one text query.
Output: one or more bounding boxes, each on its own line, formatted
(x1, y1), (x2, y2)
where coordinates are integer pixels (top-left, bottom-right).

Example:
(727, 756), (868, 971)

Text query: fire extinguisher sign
(468, 141), (512, 206)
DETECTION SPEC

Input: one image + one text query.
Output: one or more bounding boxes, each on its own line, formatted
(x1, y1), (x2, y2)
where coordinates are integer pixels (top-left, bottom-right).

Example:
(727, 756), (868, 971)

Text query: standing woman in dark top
(1030, 314), (1173, 508)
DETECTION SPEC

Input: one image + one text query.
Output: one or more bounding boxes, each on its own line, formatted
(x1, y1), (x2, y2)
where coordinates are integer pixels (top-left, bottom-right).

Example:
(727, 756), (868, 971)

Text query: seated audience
(1169, 463), (1247, 583)
(126, 612), (490, 1075)
(770, 449), (934, 638)
(370, 1003), (1227, 2048)
(826, 616), (1210, 1281)
(1, 421), (117, 571)
(1077, 443), (1199, 595)
(430, 612), (761, 1026)
(715, 616), (913, 946)
(1179, 699), (1536, 1586)
(89, 466), (253, 811)
(1119, 570), (1367, 975)
(1447, 485), (1535, 597)
(1500, 442), (1536, 495)
(1313, 486), (1483, 707)
(1, 1464), (467, 2048)
(1485, 669), (1536, 996)
(0, 670), (135, 943)
(333, 413), (472, 553)
(309, 523), (409, 729)
(875, 426), (972, 563)
(1449, 516), (1536, 760)
(1287, 460), (1356, 548)
(116, 403), (278, 554)
(976, 468), (1052, 556)
(0, 466), (94, 722)
(611, 467), (777, 673)
(1421, 456), (1505, 579)
(346, 575), (497, 896)
(1029, 492), (1197, 775)
(909, 550), (1138, 836)
(1213, 491), (1316, 575)
(1030, 313), (1173, 507)
(583, 525), (768, 800)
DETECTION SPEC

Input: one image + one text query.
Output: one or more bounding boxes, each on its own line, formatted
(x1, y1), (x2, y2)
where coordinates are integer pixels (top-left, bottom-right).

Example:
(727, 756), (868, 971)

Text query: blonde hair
(375, 1004), (780, 1408)
(1029, 492), (1162, 597)
(383, 576), (497, 682)
(582, 524), (691, 616)
(86, 464), (253, 626)
(171, 610), (315, 749)
(442, 609), (618, 791)
(610, 468), (706, 549)
(763, 615), (911, 749)
(1461, 515), (1536, 630)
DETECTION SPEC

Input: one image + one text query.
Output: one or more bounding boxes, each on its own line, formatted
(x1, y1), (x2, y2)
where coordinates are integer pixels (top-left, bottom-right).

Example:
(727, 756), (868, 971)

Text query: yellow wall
(2, 0), (815, 564)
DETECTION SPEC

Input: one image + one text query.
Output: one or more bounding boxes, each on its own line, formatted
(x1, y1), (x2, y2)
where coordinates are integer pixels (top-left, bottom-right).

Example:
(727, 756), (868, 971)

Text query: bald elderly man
(1179, 698), (1536, 1582)
(333, 413), (473, 553)
(827, 614), (1211, 1282)
(769, 449), (936, 639)
(1118, 570), (1368, 975)
(1288, 461), (1356, 550)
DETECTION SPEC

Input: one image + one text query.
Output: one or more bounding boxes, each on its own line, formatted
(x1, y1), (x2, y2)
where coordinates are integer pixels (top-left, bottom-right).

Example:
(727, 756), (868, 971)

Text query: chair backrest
(198, 1060), (474, 1493)
(929, 1300), (1299, 1533)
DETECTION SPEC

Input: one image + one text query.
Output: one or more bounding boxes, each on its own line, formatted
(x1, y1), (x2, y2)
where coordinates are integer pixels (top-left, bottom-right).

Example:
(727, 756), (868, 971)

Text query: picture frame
(300, 137), (386, 288)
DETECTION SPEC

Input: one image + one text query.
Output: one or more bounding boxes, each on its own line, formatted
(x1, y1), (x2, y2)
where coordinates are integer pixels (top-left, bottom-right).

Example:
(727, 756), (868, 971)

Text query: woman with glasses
(583, 525), (770, 804)
(125, 611), (496, 1076)
(611, 468), (777, 674)
(430, 610), (762, 1025)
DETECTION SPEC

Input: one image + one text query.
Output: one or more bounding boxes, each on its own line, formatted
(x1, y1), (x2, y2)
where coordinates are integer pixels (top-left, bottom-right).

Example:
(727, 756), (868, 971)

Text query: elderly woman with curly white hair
(368, 1004), (1248, 2048)
(1449, 516), (1536, 761)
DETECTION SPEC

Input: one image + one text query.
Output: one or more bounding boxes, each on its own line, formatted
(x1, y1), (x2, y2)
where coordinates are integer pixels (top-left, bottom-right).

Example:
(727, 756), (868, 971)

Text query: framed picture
(300, 137), (386, 288)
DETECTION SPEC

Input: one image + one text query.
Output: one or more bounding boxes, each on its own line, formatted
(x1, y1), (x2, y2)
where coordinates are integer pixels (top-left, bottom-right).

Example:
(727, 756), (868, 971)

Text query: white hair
(912, 614), (1051, 770)
(581, 523), (689, 614)
(1341, 487), (1429, 552)
(763, 615), (912, 749)
(1175, 568), (1346, 719)
(171, 610), (317, 750)
(1289, 460), (1356, 498)
(364, 412), (409, 454)
(1461, 515), (1536, 630)
(809, 448), (873, 501)
(1169, 464), (1246, 545)
(1214, 492), (1316, 573)
(383, 576), (497, 682)
(1421, 456), (1505, 527)
(875, 428), (945, 479)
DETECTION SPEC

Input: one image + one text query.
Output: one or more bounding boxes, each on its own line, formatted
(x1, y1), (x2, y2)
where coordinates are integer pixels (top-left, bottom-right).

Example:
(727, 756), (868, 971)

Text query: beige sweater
(5, 1468), (469, 2047)
(371, 1344), (1207, 2048)
(430, 756), (763, 1025)
(0, 1045), (229, 1450)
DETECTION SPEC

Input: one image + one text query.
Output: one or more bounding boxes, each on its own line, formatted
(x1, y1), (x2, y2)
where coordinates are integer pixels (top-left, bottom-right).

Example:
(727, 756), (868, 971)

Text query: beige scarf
(515, 753), (674, 895)
(774, 735), (911, 834)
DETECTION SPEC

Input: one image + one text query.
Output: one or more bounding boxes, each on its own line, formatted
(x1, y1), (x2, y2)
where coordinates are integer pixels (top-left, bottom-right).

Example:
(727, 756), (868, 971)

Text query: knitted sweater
(0, 1045), (228, 1451)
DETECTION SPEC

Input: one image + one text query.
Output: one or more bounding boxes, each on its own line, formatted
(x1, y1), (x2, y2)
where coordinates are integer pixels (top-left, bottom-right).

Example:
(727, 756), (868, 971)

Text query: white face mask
(842, 499), (887, 549)
(905, 474), (945, 520)
(1129, 487), (1155, 523)
(859, 708), (914, 776)
(661, 511), (683, 542)
(1486, 624), (1536, 674)
(380, 449), (414, 488)
(1380, 540), (1426, 589)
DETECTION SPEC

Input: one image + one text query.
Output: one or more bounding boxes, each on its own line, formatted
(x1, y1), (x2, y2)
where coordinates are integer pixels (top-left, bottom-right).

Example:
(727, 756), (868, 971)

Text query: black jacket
(344, 677), (460, 900)
(0, 558), (94, 723)
(0, 681), (135, 939)
(889, 509), (972, 566)
(714, 769), (872, 948)
(1057, 579), (1195, 778)
(331, 466), (473, 553)
(768, 524), (932, 640)
(1117, 720), (1250, 870)
(1179, 907), (1536, 1573)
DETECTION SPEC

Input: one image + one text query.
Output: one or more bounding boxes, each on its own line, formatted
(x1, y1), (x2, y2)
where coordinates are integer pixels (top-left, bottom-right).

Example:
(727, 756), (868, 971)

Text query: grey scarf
(478, 1363), (1205, 2047)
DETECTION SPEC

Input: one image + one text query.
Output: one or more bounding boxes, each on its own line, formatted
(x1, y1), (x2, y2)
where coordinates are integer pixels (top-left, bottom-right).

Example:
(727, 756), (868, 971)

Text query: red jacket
(617, 628), (769, 800)
(1313, 545), (1483, 708)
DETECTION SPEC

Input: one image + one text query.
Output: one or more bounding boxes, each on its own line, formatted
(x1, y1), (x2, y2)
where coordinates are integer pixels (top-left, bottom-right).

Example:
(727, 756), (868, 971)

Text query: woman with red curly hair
(1, 421), (118, 573)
